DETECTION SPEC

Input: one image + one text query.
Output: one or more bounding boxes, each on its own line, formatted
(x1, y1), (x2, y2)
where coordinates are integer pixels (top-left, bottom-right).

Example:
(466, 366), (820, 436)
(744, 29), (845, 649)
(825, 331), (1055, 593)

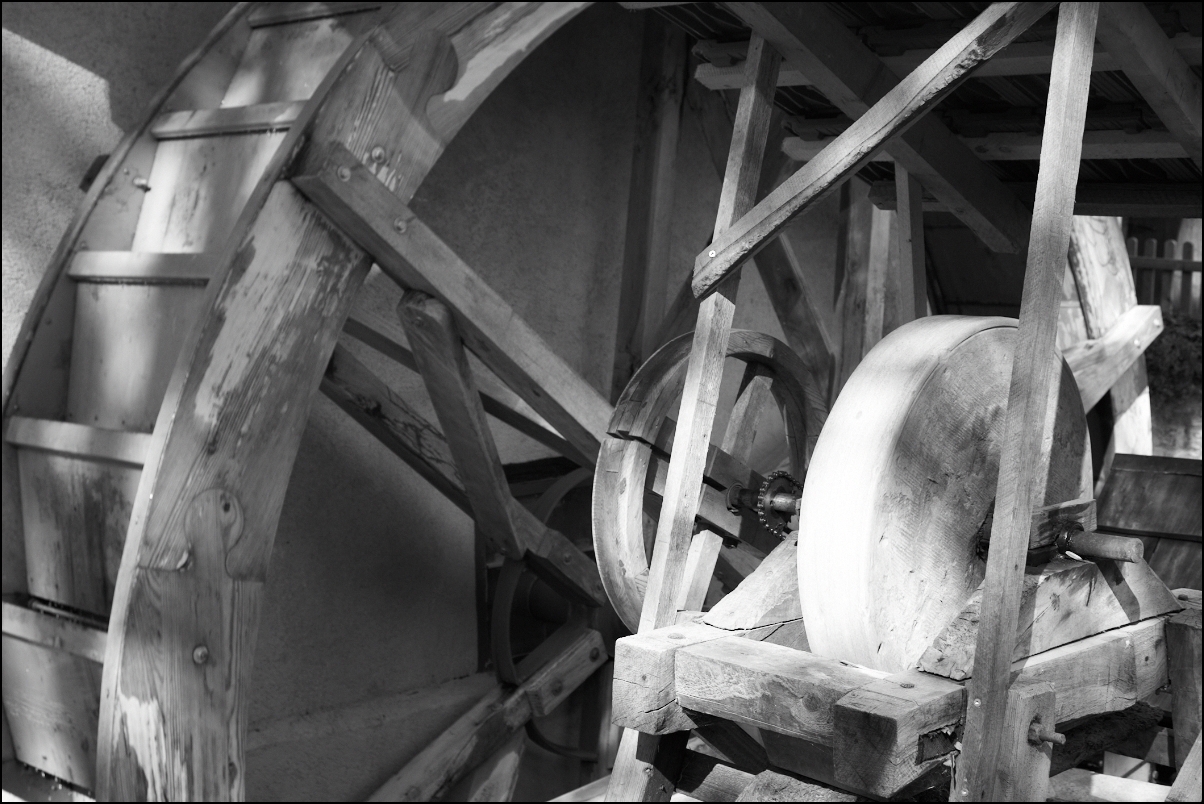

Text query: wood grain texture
(1049, 767), (1170, 802)
(993, 680), (1055, 802)
(712, 3), (1044, 287)
(894, 164), (926, 323)
(1167, 608), (1202, 768)
(919, 557), (1181, 680)
(1094, 2), (1202, 167)
(1167, 735), (1202, 803)
(150, 101), (304, 139)
(735, 769), (855, 802)
(67, 251), (212, 285)
(465, 729), (525, 802)
(1064, 305), (1163, 412)
(957, 7), (1099, 799)
(799, 317), (1091, 672)
(2, 602), (107, 664)
(1053, 703), (1167, 774)
(702, 537), (801, 632)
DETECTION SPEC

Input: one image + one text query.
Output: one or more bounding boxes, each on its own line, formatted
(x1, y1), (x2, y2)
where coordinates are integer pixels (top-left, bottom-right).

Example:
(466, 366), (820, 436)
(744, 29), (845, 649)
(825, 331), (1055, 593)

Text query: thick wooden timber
(370, 625), (607, 801)
(957, 6), (1099, 801)
(96, 4), (589, 799)
(697, 3), (1053, 297)
(6, 417), (151, 467)
(784, 129), (1189, 163)
(293, 147), (610, 466)
(1167, 608), (1202, 769)
(150, 101), (304, 139)
(725, 2), (1037, 260)
(1095, 3), (1202, 167)
(1063, 305), (1163, 411)
(995, 681), (1056, 802)
(1168, 735), (1202, 803)
(2, 600), (107, 664)
(694, 34), (1203, 89)
(614, 613), (1174, 797)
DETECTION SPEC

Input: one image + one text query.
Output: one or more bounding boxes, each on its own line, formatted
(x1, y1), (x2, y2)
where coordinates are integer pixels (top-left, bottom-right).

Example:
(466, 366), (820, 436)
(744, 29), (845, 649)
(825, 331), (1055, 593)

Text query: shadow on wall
(1, 2), (236, 131)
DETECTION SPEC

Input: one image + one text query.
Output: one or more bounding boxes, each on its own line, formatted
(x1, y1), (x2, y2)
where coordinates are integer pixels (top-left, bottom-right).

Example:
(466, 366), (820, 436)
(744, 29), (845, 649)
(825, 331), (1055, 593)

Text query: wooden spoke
(956, 5), (1100, 800)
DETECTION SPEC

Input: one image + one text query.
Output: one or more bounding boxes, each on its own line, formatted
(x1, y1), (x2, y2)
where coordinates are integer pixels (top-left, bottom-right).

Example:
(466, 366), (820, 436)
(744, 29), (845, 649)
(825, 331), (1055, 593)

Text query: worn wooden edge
(150, 100), (305, 140)
(248, 2), (383, 28)
(5, 417), (151, 467)
(1, 601), (107, 664)
(1064, 304), (1164, 411)
(66, 252), (213, 285)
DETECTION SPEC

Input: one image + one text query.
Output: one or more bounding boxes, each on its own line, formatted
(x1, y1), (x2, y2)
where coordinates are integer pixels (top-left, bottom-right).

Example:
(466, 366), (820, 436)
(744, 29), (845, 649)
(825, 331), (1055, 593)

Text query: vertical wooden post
(612, 16), (687, 402)
(1167, 608), (1202, 768)
(895, 164), (927, 323)
(862, 205), (894, 355)
(606, 33), (780, 802)
(954, 5), (1099, 801)
(832, 182), (876, 406)
(993, 681), (1057, 802)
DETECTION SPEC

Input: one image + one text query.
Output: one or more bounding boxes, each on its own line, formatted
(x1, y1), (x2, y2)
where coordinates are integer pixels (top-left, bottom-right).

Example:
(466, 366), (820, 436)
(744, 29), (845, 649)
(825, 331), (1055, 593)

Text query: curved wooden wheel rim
(593, 329), (816, 632)
(797, 316), (1093, 673)
(2, 4), (591, 798)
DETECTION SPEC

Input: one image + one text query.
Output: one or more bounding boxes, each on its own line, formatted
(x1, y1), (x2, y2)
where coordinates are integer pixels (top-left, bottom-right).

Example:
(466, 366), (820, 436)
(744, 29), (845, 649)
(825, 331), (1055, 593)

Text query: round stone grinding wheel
(797, 316), (1093, 673)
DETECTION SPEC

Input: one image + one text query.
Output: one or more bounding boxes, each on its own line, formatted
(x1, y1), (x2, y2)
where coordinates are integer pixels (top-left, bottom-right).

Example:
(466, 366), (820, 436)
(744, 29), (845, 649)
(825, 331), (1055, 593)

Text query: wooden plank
(6, 417), (150, 467)
(320, 342), (468, 512)
(67, 251), (212, 285)
(67, 282), (208, 431)
(894, 164), (926, 324)
(674, 749), (755, 801)
(783, 129), (1190, 163)
(956, 6), (1098, 800)
(1049, 767), (1170, 802)
(150, 100), (304, 139)
(994, 680), (1056, 802)
(920, 557), (1181, 681)
(832, 671), (965, 798)
(861, 205), (894, 355)
(293, 151), (612, 466)
(1168, 735), (1202, 803)
(702, 536), (801, 631)
(1064, 305), (1163, 412)
(370, 626), (605, 801)
(465, 729), (525, 802)
(1056, 703), (1169, 772)
(722, 4), (1039, 266)
(247, 2), (382, 28)
(696, 2), (1053, 297)
(832, 182), (876, 402)
(1167, 609), (1202, 768)
(341, 317), (583, 465)
(735, 769), (856, 802)
(2, 601), (107, 664)
(1097, 455), (1202, 541)
(694, 34), (1203, 89)
(692, 716), (768, 775)
(1095, 3), (1202, 167)
(611, 15), (686, 401)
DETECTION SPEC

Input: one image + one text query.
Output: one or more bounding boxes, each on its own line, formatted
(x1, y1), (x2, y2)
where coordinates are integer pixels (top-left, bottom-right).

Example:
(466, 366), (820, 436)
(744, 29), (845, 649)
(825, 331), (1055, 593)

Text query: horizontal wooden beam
(5, 417), (151, 467)
(294, 148), (613, 466)
(247, 2), (381, 28)
(1064, 304), (1163, 411)
(784, 129), (1189, 162)
(693, 34), (1203, 89)
(868, 180), (1203, 218)
(67, 251), (212, 284)
(1, 601), (107, 664)
(150, 101), (304, 139)
(697, 2), (1053, 296)
(725, 2), (1037, 257)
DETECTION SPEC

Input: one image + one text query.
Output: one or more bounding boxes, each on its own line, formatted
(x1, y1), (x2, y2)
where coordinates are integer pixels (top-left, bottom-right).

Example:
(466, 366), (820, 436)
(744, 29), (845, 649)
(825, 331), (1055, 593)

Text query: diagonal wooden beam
(294, 148), (614, 467)
(399, 291), (605, 607)
(723, 2), (1043, 261)
(696, 2), (1054, 298)
(955, 5), (1100, 801)
(1095, 2), (1202, 167)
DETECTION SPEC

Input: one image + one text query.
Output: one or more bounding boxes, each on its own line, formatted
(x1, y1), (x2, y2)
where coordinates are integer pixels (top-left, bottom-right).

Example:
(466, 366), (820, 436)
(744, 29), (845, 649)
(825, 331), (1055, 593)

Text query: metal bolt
(132, 177), (151, 191)
(370, 146), (386, 162)
(900, 682), (915, 689)
(668, 633), (684, 640)
(708, 250), (717, 258)
(590, 648), (601, 661)
(393, 217), (408, 234)
(337, 166), (351, 181)
(192, 645), (209, 665)
(1028, 719), (1067, 746)
(644, 767), (653, 776)
(973, 698), (981, 707)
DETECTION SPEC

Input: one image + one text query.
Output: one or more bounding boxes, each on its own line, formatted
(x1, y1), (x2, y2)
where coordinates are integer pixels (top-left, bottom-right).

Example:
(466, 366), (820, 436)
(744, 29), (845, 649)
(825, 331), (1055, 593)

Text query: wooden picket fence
(1127, 236), (1203, 320)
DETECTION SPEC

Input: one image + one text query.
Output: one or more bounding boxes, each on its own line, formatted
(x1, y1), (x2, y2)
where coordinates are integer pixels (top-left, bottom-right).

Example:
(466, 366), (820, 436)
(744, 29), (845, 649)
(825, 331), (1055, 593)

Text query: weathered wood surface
(799, 318), (1091, 673)
(1168, 735), (1202, 803)
(702, 537), (801, 632)
(734, 769), (856, 802)
(919, 557), (1181, 680)
(1049, 767), (1170, 802)
(957, 6), (1099, 800)
(96, 5), (589, 798)
(465, 729), (525, 802)
(714, 3), (1041, 285)
(894, 164), (926, 323)
(674, 749), (755, 801)
(67, 251), (213, 285)
(1167, 608), (1202, 768)
(1097, 455), (1202, 591)
(1095, 2), (1202, 168)
(2, 601), (107, 664)
(1064, 305), (1163, 412)
(150, 100), (304, 140)
(1052, 702), (1166, 775)
(370, 625), (606, 801)
(993, 680), (1056, 802)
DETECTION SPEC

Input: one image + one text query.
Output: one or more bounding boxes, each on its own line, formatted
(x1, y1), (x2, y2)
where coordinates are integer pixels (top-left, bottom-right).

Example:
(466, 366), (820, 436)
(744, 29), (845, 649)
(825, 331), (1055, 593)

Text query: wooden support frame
(1094, 2), (1203, 167)
(956, 5), (1100, 800)
(719, 3), (1041, 266)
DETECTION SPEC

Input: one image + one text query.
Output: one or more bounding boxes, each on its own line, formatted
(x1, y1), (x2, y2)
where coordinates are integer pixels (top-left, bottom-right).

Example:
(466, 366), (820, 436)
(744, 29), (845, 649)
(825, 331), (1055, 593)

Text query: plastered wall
(2, 3), (850, 799)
